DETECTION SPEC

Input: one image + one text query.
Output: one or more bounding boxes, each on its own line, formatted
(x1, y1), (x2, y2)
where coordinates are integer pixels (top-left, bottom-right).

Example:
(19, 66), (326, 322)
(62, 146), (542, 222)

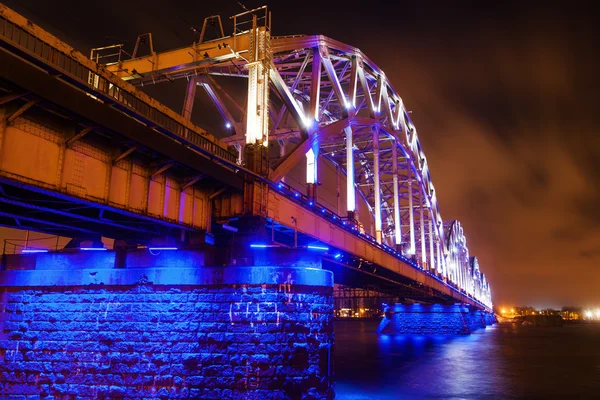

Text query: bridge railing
(268, 181), (491, 311)
(0, 7), (238, 164)
(1, 235), (62, 255)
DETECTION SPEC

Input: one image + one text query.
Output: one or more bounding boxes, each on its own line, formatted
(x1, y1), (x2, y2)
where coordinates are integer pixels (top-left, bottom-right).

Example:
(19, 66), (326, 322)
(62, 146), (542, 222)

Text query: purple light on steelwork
(22, 249), (49, 254)
(307, 245), (329, 251)
(222, 224), (238, 233)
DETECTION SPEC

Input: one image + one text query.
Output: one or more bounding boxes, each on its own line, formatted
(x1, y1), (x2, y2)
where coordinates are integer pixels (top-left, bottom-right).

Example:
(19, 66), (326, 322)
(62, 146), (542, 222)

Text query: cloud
(371, 13), (600, 306)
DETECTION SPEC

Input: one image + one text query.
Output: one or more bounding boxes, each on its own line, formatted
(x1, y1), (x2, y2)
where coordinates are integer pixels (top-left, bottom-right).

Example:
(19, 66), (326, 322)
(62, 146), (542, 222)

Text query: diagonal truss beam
(269, 64), (308, 131)
(270, 118), (350, 182)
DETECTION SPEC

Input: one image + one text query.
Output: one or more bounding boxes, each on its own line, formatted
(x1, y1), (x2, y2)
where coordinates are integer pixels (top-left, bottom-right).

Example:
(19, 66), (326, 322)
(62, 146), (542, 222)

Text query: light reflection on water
(334, 320), (600, 400)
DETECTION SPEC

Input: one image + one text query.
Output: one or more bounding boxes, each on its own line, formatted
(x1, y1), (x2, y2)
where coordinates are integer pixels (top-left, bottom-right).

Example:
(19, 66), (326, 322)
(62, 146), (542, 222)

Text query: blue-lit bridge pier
(0, 5), (493, 399)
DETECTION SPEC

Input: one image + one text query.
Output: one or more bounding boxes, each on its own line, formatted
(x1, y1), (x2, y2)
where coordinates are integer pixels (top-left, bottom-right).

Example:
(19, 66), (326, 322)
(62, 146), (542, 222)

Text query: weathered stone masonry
(0, 258), (335, 400)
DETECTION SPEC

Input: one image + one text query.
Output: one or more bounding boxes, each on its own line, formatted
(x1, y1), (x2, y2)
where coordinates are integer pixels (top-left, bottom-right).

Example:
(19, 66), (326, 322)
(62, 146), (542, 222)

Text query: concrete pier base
(377, 303), (495, 335)
(0, 251), (335, 399)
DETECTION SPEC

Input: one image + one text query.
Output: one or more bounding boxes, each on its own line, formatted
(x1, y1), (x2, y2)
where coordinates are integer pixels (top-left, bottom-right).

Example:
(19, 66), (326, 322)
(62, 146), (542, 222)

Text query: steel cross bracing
(0, 5), (492, 309)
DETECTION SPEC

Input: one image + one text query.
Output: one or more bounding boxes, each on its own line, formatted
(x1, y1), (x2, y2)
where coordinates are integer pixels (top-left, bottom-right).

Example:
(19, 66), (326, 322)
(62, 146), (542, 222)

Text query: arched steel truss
(99, 6), (492, 308)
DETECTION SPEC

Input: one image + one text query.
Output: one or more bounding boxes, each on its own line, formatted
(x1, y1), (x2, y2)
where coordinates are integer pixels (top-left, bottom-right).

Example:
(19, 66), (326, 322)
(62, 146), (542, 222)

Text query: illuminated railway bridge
(0, 5), (493, 399)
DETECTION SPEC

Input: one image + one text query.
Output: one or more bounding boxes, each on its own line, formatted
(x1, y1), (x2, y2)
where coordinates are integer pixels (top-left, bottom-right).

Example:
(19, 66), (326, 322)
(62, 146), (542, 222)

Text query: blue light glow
(148, 247), (178, 251)
(294, 193), (300, 198)
(22, 249), (49, 254)
(309, 201), (313, 206)
(250, 244), (278, 248)
(307, 245), (329, 251)
(80, 247), (107, 251)
(277, 183), (283, 189)
(334, 253), (342, 259)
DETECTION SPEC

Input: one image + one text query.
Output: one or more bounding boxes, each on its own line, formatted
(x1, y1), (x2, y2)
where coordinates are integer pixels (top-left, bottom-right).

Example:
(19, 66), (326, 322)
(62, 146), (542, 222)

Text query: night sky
(3, 0), (599, 308)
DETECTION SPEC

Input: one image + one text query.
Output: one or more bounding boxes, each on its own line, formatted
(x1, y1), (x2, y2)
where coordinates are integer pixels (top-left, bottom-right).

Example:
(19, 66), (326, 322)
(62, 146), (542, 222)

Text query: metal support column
(373, 128), (382, 243)
(345, 126), (355, 218)
(407, 162), (415, 255)
(244, 19), (270, 176)
(336, 162), (341, 215)
(429, 212), (435, 273)
(420, 187), (426, 268)
(392, 143), (401, 247)
(436, 238), (443, 278)
(278, 139), (286, 182)
(306, 47), (321, 203)
(306, 147), (318, 202)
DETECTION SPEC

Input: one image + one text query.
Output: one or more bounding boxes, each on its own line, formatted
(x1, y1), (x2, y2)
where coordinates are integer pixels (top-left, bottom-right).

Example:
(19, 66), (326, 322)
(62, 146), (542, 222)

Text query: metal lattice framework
(95, 6), (492, 308)
(0, 4), (492, 308)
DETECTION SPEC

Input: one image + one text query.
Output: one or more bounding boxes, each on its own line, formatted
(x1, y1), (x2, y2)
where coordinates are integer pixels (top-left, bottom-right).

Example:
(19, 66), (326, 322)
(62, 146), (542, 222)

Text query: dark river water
(334, 320), (600, 400)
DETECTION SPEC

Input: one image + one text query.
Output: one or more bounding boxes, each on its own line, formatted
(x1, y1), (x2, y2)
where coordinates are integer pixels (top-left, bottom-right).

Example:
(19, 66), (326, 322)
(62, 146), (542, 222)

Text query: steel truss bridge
(0, 5), (492, 310)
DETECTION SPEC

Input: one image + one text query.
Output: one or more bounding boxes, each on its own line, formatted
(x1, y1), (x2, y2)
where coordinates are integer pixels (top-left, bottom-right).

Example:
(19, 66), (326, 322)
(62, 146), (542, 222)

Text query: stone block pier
(377, 303), (496, 335)
(0, 250), (334, 399)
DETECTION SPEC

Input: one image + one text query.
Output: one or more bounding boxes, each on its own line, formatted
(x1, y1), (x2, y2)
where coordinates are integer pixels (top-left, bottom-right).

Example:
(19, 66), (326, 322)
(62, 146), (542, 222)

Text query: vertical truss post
(278, 139), (286, 182)
(428, 213), (435, 273)
(392, 142), (401, 247)
(245, 17), (271, 175)
(456, 251), (463, 289)
(306, 48), (321, 203)
(407, 162), (416, 255)
(436, 239), (443, 279)
(336, 163), (341, 215)
(373, 128), (382, 243)
(419, 186), (426, 267)
(458, 256), (464, 291)
(345, 126), (356, 217)
(309, 48), (321, 122)
(306, 147), (318, 202)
